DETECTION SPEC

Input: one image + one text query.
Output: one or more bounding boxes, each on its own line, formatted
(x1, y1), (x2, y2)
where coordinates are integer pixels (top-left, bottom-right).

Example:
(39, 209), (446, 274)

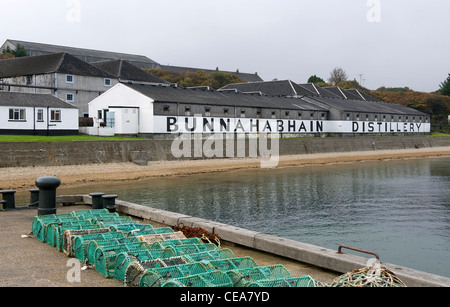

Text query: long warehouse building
(84, 81), (430, 138)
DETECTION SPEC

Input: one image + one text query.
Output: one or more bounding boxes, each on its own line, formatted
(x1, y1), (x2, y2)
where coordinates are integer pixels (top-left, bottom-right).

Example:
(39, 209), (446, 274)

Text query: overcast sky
(1, 0), (449, 92)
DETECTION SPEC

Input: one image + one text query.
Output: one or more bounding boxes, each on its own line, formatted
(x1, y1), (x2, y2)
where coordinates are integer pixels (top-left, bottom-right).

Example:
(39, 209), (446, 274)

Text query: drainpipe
(33, 107), (36, 135)
(47, 106), (49, 136)
(54, 73), (58, 97)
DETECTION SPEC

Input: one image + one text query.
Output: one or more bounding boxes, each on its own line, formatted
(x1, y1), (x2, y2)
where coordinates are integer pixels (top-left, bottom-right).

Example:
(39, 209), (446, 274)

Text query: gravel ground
(1, 147), (449, 193)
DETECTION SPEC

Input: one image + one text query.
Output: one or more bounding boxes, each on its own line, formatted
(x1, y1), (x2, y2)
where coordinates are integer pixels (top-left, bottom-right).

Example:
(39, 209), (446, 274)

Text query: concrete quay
(98, 195), (450, 287)
(2, 195), (450, 287)
(0, 198), (338, 287)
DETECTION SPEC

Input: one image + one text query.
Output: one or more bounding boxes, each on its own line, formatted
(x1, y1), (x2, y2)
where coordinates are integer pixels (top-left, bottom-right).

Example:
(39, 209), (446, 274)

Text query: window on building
(356, 114), (360, 121)
(104, 78), (112, 87)
(163, 106), (170, 112)
(285, 111), (290, 118)
(66, 93), (74, 102)
(26, 76), (32, 85)
(185, 107), (191, 116)
(272, 111), (277, 119)
(366, 114), (369, 121)
(105, 111), (115, 128)
(205, 107), (211, 117)
(257, 110), (262, 118)
(37, 109), (44, 122)
(346, 113), (350, 120)
(310, 113), (314, 119)
(321, 113), (325, 120)
(51, 110), (61, 122)
(97, 110), (103, 120)
(240, 110), (246, 118)
(66, 75), (74, 84)
(9, 108), (26, 121)
(224, 108), (229, 116)
(298, 112), (302, 119)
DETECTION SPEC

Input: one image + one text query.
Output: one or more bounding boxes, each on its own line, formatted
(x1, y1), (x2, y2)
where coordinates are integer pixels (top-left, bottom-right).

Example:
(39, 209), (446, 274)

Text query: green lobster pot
(226, 264), (291, 287)
(114, 248), (178, 282)
(46, 220), (99, 248)
(55, 223), (103, 252)
(172, 243), (218, 256)
(33, 217), (80, 242)
(205, 256), (258, 272)
(140, 262), (209, 287)
(247, 275), (319, 287)
(86, 236), (142, 265)
(70, 208), (110, 217)
(63, 228), (111, 256)
(150, 238), (203, 250)
(162, 271), (233, 288)
(73, 232), (126, 263)
(182, 248), (235, 263)
(124, 259), (167, 287)
(94, 242), (151, 278)
(31, 214), (73, 235)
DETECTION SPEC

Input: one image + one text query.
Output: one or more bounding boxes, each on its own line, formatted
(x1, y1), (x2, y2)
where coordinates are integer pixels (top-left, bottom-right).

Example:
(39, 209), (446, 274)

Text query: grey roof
(5, 39), (159, 66)
(0, 53), (115, 78)
(0, 91), (77, 109)
(297, 83), (342, 99)
(219, 80), (318, 97)
(126, 83), (328, 111)
(323, 86), (363, 100)
(91, 60), (169, 84)
(302, 96), (428, 116)
(159, 65), (264, 83)
(344, 89), (381, 102)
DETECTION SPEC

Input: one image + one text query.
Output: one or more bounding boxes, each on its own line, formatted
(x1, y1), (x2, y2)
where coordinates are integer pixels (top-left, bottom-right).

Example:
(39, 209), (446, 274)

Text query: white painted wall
(88, 83), (154, 134)
(0, 106), (78, 131)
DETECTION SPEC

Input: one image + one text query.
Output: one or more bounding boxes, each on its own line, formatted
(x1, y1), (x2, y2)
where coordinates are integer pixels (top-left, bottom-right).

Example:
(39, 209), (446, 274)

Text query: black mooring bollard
(35, 176), (61, 216)
(89, 192), (105, 210)
(29, 189), (40, 208)
(0, 190), (17, 210)
(102, 194), (118, 213)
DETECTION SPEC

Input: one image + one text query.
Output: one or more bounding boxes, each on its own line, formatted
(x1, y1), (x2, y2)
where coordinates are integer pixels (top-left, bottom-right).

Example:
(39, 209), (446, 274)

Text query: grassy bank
(0, 135), (146, 142)
(0, 133), (448, 143)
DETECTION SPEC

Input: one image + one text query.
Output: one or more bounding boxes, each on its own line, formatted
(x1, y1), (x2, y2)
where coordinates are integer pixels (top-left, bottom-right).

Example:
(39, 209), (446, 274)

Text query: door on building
(120, 107), (139, 135)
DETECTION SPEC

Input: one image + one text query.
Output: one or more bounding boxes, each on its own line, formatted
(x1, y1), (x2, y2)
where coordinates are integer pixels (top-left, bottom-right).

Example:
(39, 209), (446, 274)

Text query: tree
(1, 44), (28, 58)
(12, 44), (28, 57)
(307, 75), (325, 84)
(328, 67), (348, 85)
(439, 73), (450, 96)
(0, 52), (14, 60)
(143, 68), (246, 89)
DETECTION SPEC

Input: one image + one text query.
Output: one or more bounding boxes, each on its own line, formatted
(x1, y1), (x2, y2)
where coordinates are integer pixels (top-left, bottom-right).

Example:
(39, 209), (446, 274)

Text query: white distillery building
(85, 82), (430, 138)
(0, 92), (79, 135)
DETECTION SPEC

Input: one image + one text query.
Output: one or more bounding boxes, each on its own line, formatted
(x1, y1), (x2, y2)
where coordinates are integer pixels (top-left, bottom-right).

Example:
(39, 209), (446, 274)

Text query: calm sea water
(54, 157), (450, 277)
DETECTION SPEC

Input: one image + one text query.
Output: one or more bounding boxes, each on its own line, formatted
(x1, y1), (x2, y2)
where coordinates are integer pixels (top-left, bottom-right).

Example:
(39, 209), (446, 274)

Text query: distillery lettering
(352, 121), (423, 133)
(166, 116), (324, 133)
(159, 116), (430, 134)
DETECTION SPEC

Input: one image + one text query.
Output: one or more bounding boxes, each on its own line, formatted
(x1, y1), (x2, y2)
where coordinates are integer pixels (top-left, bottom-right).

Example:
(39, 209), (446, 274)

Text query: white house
(84, 83), (154, 136)
(0, 92), (79, 135)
